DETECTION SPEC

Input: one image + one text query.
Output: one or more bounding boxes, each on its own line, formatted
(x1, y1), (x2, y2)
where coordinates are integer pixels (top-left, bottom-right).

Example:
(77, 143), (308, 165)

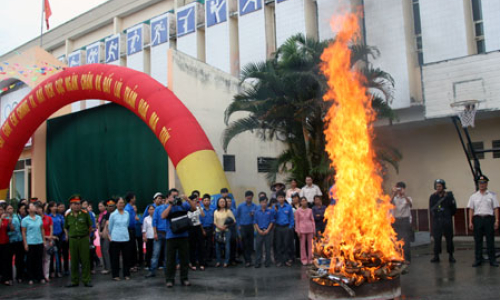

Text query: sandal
(199, 266), (205, 271)
(223, 263), (228, 268)
(113, 277), (120, 281)
(181, 280), (191, 286)
(190, 266), (196, 271)
(215, 263), (221, 268)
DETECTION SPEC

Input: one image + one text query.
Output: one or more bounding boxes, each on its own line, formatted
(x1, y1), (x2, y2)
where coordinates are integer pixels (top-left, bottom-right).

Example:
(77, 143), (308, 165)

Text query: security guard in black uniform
(429, 179), (457, 263)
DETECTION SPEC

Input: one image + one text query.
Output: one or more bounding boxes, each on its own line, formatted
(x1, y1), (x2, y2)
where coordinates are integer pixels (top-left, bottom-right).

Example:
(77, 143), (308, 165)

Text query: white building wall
(205, 0), (232, 73)
(275, 0), (306, 47)
(420, 0), (470, 64)
(177, 2), (204, 60)
(150, 13), (172, 87)
(482, 0), (500, 52)
(423, 51), (500, 119)
(365, 0), (412, 109)
(126, 23), (150, 73)
(238, 0), (267, 70)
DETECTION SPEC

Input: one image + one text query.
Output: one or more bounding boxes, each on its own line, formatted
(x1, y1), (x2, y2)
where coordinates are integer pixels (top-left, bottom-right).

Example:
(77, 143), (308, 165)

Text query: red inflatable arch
(0, 64), (229, 200)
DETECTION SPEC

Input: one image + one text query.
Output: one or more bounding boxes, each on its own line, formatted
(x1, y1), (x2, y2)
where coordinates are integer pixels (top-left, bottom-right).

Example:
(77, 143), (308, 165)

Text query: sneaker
(145, 272), (156, 278)
(245, 263), (252, 268)
(254, 264), (261, 268)
(430, 256), (440, 263)
(472, 261), (482, 267)
(449, 255), (456, 263)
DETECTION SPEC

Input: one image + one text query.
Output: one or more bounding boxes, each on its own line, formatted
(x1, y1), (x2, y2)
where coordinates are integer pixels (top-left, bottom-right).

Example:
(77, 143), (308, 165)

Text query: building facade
(0, 0), (499, 233)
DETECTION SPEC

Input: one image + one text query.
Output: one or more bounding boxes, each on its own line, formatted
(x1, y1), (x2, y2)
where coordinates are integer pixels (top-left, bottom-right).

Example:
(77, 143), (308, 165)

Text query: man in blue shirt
(124, 192), (138, 271)
(210, 188), (236, 210)
(161, 194), (196, 287)
(254, 196), (275, 268)
(236, 191), (257, 267)
(200, 194), (215, 265)
(274, 191), (294, 267)
(141, 192), (165, 223)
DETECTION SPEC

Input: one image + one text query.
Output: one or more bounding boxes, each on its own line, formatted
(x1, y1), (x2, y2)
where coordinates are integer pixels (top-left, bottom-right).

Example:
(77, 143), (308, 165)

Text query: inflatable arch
(0, 64), (230, 200)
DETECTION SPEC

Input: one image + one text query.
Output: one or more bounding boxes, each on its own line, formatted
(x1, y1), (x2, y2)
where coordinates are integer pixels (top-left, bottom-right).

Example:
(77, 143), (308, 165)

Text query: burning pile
(309, 12), (405, 295)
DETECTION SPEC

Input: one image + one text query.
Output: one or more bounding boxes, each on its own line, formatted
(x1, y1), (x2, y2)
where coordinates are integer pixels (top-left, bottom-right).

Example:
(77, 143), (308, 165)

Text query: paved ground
(0, 242), (499, 300)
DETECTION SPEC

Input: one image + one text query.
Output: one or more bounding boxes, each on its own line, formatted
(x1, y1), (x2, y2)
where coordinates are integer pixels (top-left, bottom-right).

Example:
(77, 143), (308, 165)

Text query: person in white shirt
(142, 206), (155, 270)
(467, 175), (500, 267)
(300, 176), (323, 207)
(187, 194), (205, 271)
(391, 182), (412, 264)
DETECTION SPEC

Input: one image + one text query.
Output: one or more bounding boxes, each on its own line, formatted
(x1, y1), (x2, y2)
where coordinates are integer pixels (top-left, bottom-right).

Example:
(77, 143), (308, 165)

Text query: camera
(172, 197), (183, 206)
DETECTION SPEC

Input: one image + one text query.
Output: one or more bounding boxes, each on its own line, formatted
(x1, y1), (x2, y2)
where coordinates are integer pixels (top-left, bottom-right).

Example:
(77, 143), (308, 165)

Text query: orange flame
(319, 12), (403, 282)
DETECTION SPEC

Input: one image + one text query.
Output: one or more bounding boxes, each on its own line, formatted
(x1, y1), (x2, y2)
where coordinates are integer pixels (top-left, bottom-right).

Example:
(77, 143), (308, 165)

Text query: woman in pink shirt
(294, 197), (315, 265)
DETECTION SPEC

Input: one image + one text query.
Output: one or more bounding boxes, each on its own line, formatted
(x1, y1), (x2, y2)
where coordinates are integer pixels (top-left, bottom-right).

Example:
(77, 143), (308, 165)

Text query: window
(492, 140), (500, 158)
(471, 0), (485, 54)
(468, 141), (484, 160)
(412, 0), (423, 65)
(257, 157), (277, 173)
(223, 155), (236, 172)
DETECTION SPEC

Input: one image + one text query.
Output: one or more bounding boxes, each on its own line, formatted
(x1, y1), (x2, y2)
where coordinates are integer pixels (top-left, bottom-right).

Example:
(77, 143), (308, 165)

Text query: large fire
(311, 12), (404, 290)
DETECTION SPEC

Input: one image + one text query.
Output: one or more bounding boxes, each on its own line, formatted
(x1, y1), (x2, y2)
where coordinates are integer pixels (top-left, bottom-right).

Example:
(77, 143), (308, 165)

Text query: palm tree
(223, 34), (400, 192)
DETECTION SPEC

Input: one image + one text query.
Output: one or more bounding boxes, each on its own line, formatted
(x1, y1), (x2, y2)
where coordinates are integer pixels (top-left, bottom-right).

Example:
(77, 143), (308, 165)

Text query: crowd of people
(1, 174), (498, 288)
(0, 176), (329, 287)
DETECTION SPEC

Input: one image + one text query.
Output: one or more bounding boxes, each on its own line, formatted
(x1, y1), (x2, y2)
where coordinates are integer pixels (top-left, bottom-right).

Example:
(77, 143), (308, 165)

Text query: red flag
(44, 0), (52, 29)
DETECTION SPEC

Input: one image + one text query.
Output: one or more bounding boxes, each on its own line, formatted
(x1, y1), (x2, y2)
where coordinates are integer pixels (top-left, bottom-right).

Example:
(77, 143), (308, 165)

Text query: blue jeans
(149, 231), (166, 274)
(216, 230), (231, 264)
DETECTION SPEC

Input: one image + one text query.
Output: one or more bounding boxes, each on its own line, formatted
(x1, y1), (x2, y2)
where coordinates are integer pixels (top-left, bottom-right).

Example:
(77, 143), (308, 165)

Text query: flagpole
(40, 0), (44, 47)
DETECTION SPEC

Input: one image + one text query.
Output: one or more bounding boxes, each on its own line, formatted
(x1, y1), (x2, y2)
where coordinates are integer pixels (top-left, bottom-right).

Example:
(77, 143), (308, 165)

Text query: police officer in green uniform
(65, 196), (93, 287)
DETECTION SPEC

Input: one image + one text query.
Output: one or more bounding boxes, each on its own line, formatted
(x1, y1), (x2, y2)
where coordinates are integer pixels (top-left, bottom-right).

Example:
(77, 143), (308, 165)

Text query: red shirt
(42, 215), (53, 237)
(0, 219), (9, 244)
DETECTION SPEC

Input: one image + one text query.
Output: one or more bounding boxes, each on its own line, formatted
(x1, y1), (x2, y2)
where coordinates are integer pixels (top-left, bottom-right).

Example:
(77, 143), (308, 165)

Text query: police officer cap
(477, 175), (489, 182)
(434, 179), (446, 190)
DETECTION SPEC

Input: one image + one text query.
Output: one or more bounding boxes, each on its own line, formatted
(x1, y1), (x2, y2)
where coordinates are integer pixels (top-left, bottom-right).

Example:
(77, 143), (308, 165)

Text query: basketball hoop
(450, 100), (481, 128)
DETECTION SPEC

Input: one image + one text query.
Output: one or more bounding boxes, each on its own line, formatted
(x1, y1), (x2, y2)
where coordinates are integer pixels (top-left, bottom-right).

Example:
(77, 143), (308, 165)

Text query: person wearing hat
(271, 183), (286, 200)
(236, 191), (258, 267)
(468, 175), (500, 267)
(64, 196), (93, 287)
(429, 179), (457, 263)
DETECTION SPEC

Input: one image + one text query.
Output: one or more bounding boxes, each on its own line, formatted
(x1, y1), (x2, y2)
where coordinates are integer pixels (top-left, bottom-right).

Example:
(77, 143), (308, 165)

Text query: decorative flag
(44, 0), (52, 29)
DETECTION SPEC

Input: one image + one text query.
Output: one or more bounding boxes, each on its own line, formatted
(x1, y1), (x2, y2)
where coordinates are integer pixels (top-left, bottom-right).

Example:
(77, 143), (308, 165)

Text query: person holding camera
(429, 179), (457, 263)
(391, 182), (413, 264)
(161, 193), (196, 287)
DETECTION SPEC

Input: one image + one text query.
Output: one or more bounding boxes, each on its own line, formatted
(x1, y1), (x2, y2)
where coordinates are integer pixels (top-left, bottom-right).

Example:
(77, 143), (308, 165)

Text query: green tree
(223, 34), (400, 192)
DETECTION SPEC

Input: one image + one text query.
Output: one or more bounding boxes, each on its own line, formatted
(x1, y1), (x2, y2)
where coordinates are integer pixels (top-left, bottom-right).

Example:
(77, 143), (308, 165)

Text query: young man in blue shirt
(236, 191), (258, 267)
(145, 189), (178, 278)
(200, 194), (215, 266)
(254, 196), (275, 268)
(124, 193), (138, 271)
(274, 191), (294, 267)
(161, 194), (197, 287)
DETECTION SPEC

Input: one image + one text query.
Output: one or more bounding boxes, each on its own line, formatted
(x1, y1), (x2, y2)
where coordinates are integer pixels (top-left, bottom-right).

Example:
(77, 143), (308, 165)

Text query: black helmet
(434, 179), (446, 190)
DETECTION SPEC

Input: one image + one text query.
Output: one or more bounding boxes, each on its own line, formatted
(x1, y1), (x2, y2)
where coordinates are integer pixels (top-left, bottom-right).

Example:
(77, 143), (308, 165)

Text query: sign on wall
(127, 25), (144, 56)
(239, 0), (262, 16)
(151, 14), (169, 46)
(86, 42), (103, 64)
(68, 51), (85, 67)
(207, 0), (227, 27)
(177, 5), (196, 37)
(105, 34), (120, 63)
